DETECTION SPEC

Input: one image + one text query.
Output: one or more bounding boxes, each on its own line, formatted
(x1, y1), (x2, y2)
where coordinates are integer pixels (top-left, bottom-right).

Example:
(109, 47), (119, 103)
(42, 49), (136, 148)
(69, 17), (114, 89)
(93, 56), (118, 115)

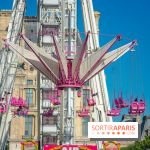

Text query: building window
(82, 117), (90, 137)
(26, 88), (33, 105)
(25, 116), (33, 137)
(27, 79), (33, 85)
(83, 89), (90, 106)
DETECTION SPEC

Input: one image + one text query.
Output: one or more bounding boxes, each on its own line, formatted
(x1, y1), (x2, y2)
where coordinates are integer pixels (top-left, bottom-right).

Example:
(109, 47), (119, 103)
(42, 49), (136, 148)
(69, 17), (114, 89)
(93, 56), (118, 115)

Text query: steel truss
(0, 0), (25, 149)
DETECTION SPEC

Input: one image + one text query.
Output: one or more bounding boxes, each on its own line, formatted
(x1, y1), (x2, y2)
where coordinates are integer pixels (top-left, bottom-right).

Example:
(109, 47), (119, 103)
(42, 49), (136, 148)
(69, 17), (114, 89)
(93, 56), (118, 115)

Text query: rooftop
(0, 9), (12, 12)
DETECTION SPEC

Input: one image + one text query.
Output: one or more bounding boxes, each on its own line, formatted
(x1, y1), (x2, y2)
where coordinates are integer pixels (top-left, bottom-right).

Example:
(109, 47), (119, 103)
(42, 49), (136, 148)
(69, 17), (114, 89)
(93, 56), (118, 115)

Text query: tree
(121, 136), (150, 150)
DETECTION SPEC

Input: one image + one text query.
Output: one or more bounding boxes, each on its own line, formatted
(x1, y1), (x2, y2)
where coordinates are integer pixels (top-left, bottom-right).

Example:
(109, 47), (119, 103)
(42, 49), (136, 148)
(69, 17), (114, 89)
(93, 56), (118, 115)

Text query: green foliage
(5, 143), (9, 150)
(121, 136), (150, 150)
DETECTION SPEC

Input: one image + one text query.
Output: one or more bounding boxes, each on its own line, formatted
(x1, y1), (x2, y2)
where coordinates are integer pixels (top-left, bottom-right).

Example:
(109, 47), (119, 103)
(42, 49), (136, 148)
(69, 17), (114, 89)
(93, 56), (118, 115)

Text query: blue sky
(0, 0), (150, 121)
(92, 0), (150, 121)
(78, 0), (150, 121)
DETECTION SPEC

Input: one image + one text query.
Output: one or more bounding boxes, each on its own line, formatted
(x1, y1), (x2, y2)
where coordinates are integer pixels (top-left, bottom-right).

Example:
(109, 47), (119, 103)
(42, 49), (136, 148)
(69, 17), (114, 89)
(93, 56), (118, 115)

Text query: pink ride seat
(107, 108), (121, 116)
(17, 97), (28, 107)
(22, 100), (28, 108)
(87, 98), (96, 106)
(131, 101), (138, 111)
(78, 108), (89, 118)
(14, 109), (28, 116)
(77, 91), (81, 97)
(10, 97), (17, 107)
(115, 97), (128, 108)
(138, 99), (145, 114)
(128, 100), (138, 114)
(115, 99), (120, 108)
(49, 96), (61, 105)
(53, 98), (61, 105)
(18, 97), (24, 106)
(43, 108), (53, 117)
(128, 108), (137, 115)
(119, 97), (128, 108)
(0, 105), (7, 113)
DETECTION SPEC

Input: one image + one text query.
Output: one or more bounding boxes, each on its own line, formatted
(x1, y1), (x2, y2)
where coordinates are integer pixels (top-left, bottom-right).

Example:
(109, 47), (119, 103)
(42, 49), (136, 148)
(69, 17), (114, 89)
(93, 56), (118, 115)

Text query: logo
(88, 122), (139, 141)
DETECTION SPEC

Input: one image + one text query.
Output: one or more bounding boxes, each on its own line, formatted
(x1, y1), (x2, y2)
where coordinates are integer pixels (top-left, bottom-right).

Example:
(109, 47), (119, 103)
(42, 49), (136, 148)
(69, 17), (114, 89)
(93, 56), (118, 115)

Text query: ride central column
(61, 88), (75, 144)
(60, 0), (77, 144)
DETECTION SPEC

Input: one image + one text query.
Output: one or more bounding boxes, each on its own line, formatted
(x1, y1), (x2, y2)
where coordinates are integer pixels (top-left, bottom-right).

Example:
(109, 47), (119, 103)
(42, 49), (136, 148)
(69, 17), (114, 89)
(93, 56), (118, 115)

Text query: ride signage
(44, 145), (97, 150)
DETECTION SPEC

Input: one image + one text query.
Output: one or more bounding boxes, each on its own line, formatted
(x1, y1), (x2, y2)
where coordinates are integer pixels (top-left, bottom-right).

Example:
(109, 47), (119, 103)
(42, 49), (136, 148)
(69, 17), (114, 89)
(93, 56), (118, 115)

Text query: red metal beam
(51, 33), (67, 82)
(73, 31), (90, 81)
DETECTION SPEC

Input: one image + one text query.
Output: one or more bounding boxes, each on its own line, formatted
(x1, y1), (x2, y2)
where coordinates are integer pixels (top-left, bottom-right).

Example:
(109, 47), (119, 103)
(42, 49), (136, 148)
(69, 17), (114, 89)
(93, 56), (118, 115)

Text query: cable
(1, 31), (134, 44)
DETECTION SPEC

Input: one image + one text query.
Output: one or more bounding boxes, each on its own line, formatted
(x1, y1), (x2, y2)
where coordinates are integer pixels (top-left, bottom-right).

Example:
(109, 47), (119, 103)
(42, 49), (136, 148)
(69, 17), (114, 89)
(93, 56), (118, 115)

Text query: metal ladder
(0, 0), (25, 149)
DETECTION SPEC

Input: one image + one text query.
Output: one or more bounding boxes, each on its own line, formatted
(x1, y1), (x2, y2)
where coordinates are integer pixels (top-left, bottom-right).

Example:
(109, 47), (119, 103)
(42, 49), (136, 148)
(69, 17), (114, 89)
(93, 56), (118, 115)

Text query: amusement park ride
(0, 0), (145, 149)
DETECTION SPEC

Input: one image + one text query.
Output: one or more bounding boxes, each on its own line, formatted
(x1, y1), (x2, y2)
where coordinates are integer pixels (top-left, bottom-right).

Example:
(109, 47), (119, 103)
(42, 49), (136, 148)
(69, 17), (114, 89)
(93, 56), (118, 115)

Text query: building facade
(8, 16), (39, 150)
(0, 10), (12, 48)
(141, 116), (150, 139)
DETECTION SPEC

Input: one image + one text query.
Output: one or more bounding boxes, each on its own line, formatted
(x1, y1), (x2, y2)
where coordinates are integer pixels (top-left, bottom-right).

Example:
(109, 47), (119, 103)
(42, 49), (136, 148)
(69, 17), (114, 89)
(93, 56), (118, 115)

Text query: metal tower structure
(81, 0), (111, 148)
(38, 0), (77, 146)
(0, 0), (137, 149)
(81, 0), (112, 123)
(0, 0), (25, 149)
(38, 0), (62, 147)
